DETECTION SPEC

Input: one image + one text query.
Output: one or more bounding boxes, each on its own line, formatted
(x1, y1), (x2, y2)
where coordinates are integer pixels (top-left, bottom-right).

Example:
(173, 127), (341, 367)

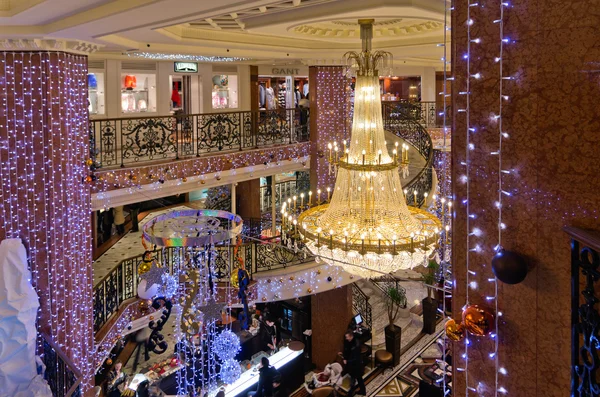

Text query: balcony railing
(383, 101), (450, 128)
(383, 103), (434, 207)
(566, 226), (600, 397)
(41, 333), (82, 397)
(93, 235), (313, 333)
(89, 108), (310, 169)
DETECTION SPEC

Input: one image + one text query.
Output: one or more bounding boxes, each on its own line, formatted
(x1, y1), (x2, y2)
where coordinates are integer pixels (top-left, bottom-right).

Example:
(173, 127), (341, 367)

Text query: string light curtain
(0, 51), (94, 388)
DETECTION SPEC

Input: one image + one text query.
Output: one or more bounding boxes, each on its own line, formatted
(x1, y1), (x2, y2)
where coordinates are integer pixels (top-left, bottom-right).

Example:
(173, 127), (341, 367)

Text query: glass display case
(87, 72), (105, 115)
(211, 74), (238, 109)
(121, 72), (157, 114)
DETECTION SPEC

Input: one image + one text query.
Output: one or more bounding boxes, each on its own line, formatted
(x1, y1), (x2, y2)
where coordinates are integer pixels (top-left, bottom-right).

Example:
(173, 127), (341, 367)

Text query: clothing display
(171, 81), (181, 108)
(266, 87), (276, 109)
(259, 84), (266, 108)
(124, 75), (136, 90)
(88, 73), (97, 89)
(277, 85), (286, 109)
(303, 84), (309, 97)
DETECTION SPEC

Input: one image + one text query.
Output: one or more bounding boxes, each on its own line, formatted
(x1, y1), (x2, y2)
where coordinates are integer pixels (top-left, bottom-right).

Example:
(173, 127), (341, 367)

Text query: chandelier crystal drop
(297, 19), (441, 278)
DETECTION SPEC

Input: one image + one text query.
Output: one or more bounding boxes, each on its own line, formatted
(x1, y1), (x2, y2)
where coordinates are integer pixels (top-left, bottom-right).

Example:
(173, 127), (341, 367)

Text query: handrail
(566, 226), (600, 397)
(93, 234), (313, 334)
(382, 102), (435, 207)
(89, 107), (310, 169)
(351, 282), (373, 330)
(40, 333), (83, 397)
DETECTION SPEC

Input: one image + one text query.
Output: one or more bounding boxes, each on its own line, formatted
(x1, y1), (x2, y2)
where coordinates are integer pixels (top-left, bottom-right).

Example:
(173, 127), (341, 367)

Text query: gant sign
(272, 68), (299, 75)
(258, 65), (308, 76)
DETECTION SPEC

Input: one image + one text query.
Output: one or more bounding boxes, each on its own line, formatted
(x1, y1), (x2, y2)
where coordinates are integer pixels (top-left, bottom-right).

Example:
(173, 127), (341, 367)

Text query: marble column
(0, 51), (94, 389)
(452, 0), (600, 396)
(311, 286), (353, 369)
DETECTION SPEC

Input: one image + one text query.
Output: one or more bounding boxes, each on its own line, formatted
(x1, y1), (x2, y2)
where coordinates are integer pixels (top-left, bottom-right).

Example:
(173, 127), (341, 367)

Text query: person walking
(113, 206), (125, 235)
(341, 330), (366, 397)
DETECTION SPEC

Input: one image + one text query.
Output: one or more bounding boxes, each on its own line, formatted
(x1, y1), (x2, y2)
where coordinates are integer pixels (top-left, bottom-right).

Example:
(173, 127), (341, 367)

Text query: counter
(222, 345), (304, 397)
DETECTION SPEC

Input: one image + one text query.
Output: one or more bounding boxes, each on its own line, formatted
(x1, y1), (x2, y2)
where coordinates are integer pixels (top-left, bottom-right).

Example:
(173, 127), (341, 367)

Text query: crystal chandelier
(297, 19), (442, 278)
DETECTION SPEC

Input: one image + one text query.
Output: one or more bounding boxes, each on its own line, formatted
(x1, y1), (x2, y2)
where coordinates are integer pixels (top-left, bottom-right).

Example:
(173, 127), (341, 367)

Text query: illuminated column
(308, 66), (351, 193)
(0, 52), (93, 388)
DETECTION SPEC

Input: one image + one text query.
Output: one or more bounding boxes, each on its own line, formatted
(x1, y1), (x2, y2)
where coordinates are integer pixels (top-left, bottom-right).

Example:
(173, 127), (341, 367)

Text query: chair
(313, 386), (335, 397)
(375, 350), (393, 369)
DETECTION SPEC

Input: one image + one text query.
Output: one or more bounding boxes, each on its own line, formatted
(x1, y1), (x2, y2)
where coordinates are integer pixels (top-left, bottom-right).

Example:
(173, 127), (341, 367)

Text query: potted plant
(422, 260), (440, 334)
(384, 286), (407, 366)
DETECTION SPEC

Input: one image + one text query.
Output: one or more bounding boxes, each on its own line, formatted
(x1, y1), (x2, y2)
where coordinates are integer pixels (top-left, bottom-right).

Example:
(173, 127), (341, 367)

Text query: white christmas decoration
(213, 330), (241, 361)
(219, 359), (242, 385)
(0, 239), (52, 396)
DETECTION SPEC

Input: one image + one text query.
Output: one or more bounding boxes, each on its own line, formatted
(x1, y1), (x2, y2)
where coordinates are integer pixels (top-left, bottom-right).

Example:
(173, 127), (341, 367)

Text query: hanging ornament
(445, 318), (465, 341)
(199, 297), (223, 324)
(213, 330), (241, 361)
(492, 249), (528, 284)
(230, 271), (240, 288)
(138, 279), (159, 300)
(220, 358), (242, 384)
(462, 305), (495, 336)
(139, 260), (166, 287)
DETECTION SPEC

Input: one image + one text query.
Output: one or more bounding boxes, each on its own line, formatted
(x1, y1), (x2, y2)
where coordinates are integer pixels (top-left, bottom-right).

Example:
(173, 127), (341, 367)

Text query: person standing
(106, 361), (128, 397)
(113, 206), (125, 235)
(262, 317), (280, 353)
(341, 330), (366, 397)
(248, 357), (280, 397)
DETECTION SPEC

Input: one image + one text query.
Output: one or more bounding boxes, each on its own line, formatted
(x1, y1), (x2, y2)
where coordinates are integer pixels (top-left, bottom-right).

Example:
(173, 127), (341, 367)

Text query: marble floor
(93, 205), (192, 285)
(355, 276), (428, 350)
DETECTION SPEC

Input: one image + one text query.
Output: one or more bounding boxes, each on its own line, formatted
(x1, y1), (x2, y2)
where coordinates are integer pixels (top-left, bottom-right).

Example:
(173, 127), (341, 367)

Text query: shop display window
(121, 73), (157, 114)
(87, 72), (105, 115)
(212, 74), (238, 109)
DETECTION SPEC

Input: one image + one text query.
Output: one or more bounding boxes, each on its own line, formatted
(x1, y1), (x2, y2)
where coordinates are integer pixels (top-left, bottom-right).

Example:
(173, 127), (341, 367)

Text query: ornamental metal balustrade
(93, 235), (314, 333)
(383, 102), (435, 208)
(89, 108), (310, 169)
(351, 282), (373, 331)
(41, 333), (82, 397)
(383, 101), (450, 129)
(566, 226), (600, 397)
(93, 103), (434, 333)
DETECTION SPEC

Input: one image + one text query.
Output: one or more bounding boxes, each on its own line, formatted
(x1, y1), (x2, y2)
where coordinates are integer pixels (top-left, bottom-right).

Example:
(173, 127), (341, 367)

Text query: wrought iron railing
(93, 236), (313, 333)
(566, 226), (600, 397)
(370, 274), (407, 299)
(351, 282), (373, 330)
(259, 180), (298, 213)
(383, 103), (435, 207)
(41, 333), (82, 397)
(383, 101), (449, 128)
(89, 108), (310, 169)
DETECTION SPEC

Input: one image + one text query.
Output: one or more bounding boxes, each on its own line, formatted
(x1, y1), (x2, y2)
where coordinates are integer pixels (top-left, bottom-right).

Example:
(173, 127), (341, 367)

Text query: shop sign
(258, 65), (308, 76)
(174, 62), (198, 73)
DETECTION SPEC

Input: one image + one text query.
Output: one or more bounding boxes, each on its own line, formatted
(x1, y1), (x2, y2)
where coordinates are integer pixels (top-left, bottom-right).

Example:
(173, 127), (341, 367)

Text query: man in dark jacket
(248, 357), (280, 397)
(342, 330), (366, 396)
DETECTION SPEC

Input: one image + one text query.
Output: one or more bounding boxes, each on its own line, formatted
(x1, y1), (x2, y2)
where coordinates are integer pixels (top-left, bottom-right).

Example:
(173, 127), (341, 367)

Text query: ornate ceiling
(0, 0), (449, 67)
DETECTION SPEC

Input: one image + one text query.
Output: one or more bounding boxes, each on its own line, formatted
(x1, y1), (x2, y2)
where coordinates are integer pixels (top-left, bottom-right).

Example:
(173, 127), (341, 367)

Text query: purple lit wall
(0, 52), (94, 388)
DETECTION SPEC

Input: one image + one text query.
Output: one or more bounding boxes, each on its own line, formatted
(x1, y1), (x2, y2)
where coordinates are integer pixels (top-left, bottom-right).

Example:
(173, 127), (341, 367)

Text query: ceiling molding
(0, 38), (101, 54)
(0, 0), (46, 17)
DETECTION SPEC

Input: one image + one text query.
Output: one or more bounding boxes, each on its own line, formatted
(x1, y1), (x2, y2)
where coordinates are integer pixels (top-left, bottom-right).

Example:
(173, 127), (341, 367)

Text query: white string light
(0, 51), (94, 389)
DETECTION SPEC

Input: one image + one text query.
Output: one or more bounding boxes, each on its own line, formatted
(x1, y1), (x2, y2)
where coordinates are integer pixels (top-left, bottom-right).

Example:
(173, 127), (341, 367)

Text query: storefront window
(88, 72), (105, 115)
(212, 74), (238, 109)
(121, 73), (157, 114)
